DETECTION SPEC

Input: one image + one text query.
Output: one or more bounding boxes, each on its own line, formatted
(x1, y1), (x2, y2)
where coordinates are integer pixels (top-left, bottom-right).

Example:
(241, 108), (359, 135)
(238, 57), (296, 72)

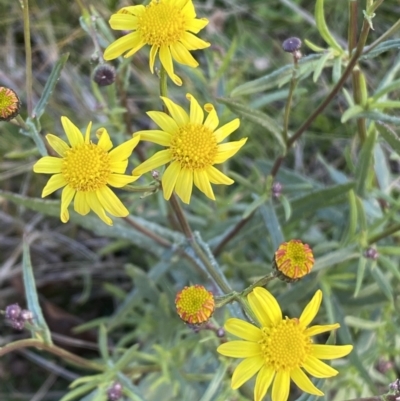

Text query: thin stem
(241, 272), (277, 297)
(368, 223), (400, 245)
(22, 0), (33, 116)
(282, 57), (299, 144)
(0, 339), (104, 371)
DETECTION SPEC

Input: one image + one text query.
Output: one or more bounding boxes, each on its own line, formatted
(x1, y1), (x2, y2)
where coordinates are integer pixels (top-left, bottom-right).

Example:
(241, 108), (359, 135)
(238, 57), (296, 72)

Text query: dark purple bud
(10, 319), (25, 331)
(364, 247), (378, 260)
(107, 382), (123, 401)
(5, 303), (22, 321)
(282, 37), (302, 53)
(93, 64), (116, 87)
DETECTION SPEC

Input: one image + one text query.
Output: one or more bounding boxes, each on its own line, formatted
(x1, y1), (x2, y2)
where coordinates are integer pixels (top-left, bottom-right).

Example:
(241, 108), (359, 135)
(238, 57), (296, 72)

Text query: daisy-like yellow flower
(103, 0), (210, 86)
(0, 87), (20, 121)
(217, 288), (353, 401)
(132, 94), (247, 204)
(33, 117), (141, 226)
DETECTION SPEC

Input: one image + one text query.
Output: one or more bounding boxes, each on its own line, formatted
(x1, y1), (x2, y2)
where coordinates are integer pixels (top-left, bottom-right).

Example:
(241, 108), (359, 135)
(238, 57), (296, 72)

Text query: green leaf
(260, 200), (284, 251)
(313, 246), (360, 273)
(370, 265), (393, 301)
(217, 97), (286, 151)
(340, 190), (358, 246)
(355, 129), (377, 197)
(24, 118), (48, 157)
(98, 325), (109, 361)
(230, 54), (323, 96)
(198, 364), (228, 401)
(354, 256), (367, 297)
(304, 39), (326, 52)
(59, 382), (97, 401)
(279, 194), (292, 221)
(315, 0), (343, 53)
(355, 111), (400, 125)
(332, 56), (342, 83)
(313, 51), (332, 82)
(360, 39), (400, 60)
(341, 105), (364, 123)
(22, 241), (52, 344)
(243, 194), (268, 219)
(371, 78), (400, 102)
(345, 316), (385, 330)
(33, 53), (69, 119)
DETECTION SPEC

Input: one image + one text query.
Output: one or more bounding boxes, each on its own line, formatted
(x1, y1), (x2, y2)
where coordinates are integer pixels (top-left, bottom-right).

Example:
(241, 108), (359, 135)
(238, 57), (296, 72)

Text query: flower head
(175, 285), (215, 324)
(274, 240), (314, 282)
(104, 0), (210, 86)
(217, 288), (352, 401)
(33, 117), (140, 226)
(0, 87), (20, 121)
(132, 94), (247, 203)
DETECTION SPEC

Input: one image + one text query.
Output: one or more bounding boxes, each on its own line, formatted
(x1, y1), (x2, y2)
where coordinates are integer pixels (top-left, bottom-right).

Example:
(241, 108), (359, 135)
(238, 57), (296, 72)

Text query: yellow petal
(147, 111), (179, 133)
(97, 128), (113, 151)
(181, 0), (196, 18)
(299, 290), (322, 327)
(60, 185), (75, 223)
(186, 93), (204, 124)
(214, 138), (247, 164)
(175, 168), (193, 204)
(104, 32), (143, 60)
(109, 136), (140, 162)
(133, 130), (172, 146)
(170, 42), (199, 67)
(180, 31), (210, 48)
(193, 170), (215, 200)
(305, 323), (340, 337)
(217, 341), (261, 358)
(132, 149), (172, 175)
(311, 344), (353, 360)
(42, 174), (67, 197)
(33, 157), (63, 174)
(74, 192), (90, 215)
(303, 355), (338, 378)
(203, 103), (219, 131)
(186, 19), (209, 35)
(61, 116), (84, 147)
(161, 96), (189, 127)
(248, 287), (282, 327)
(117, 5), (145, 16)
(109, 13), (138, 30)
(108, 173), (139, 187)
(162, 161), (181, 200)
(110, 160), (128, 174)
(46, 134), (69, 156)
(271, 371), (290, 401)
(214, 118), (240, 143)
(97, 186), (129, 217)
(206, 166), (233, 185)
(231, 356), (264, 389)
(159, 45), (182, 86)
(149, 44), (158, 73)
(86, 192), (113, 226)
(224, 318), (262, 342)
(290, 368), (324, 396)
(254, 366), (275, 401)
(84, 121), (92, 143)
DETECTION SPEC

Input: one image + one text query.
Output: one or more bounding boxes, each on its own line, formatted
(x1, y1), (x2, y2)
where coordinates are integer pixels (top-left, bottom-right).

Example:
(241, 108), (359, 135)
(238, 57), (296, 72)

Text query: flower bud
(92, 64), (116, 86)
(5, 303), (22, 321)
(282, 37), (302, 53)
(107, 382), (123, 401)
(0, 87), (21, 121)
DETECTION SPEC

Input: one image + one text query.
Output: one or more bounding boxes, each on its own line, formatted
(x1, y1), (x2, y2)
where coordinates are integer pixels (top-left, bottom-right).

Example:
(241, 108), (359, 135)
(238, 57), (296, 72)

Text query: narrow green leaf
(198, 364), (228, 401)
(33, 53), (69, 119)
(313, 51), (332, 82)
(331, 294), (375, 392)
(304, 39), (325, 52)
(361, 39), (400, 60)
(230, 54), (323, 96)
(355, 129), (377, 197)
(315, 0), (343, 53)
(313, 246), (360, 273)
(378, 255), (400, 281)
(22, 241), (52, 344)
(371, 79), (400, 102)
(98, 325), (109, 361)
(340, 190), (358, 246)
(371, 101), (400, 109)
(217, 97), (286, 151)
(243, 194), (268, 219)
(341, 105), (364, 123)
(59, 383), (97, 401)
(356, 111), (400, 125)
(279, 194), (292, 221)
(113, 344), (140, 371)
(370, 265), (393, 301)
(24, 118), (47, 157)
(332, 56), (342, 83)
(117, 373), (146, 401)
(260, 200), (284, 251)
(354, 256), (367, 297)
(345, 316), (385, 330)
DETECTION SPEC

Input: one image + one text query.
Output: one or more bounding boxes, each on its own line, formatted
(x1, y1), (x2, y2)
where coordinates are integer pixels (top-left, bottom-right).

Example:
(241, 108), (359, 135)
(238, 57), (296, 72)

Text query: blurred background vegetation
(1, 0), (400, 400)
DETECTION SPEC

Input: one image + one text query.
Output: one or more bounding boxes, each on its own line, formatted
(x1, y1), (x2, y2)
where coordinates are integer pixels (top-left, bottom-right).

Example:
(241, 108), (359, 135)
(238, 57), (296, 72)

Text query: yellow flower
(175, 285), (215, 324)
(274, 240), (315, 282)
(0, 87), (20, 121)
(33, 117), (141, 226)
(217, 288), (353, 401)
(132, 94), (247, 204)
(103, 0), (210, 86)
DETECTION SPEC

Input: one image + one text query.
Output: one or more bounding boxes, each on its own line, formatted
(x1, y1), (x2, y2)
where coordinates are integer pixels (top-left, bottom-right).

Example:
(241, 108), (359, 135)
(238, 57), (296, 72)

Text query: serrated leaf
(22, 241), (52, 344)
(217, 97), (286, 151)
(315, 0), (343, 53)
(341, 105), (364, 123)
(355, 129), (377, 197)
(33, 53), (69, 119)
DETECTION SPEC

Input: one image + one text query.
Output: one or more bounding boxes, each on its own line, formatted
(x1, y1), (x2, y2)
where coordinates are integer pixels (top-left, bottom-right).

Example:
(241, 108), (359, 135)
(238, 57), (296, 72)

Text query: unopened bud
(282, 37), (302, 53)
(5, 303), (21, 321)
(93, 64), (116, 87)
(0, 87), (21, 121)
(107, 381), (123, 401)
(364, 247), (378, 260)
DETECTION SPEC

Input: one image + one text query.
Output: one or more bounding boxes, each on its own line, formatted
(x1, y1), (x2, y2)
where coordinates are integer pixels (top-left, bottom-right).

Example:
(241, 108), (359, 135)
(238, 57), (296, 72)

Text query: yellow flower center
(260, 318), (311, 371)
(170, 123), (218, 170)
(137, 0), (187, 47)
(0, 87), (20, 120)
(175, 285), (215, 324)
(61, 143), (111, 192)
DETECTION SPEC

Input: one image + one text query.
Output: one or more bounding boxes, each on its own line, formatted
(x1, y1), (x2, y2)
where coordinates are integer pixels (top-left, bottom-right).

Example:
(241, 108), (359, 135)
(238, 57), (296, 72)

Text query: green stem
(240, 272), (277, 297)
(368, 223), (400, 245)
(282, 58), (299, 144)
(21, 0), (33, 116)
(0, 339), (104, 371)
